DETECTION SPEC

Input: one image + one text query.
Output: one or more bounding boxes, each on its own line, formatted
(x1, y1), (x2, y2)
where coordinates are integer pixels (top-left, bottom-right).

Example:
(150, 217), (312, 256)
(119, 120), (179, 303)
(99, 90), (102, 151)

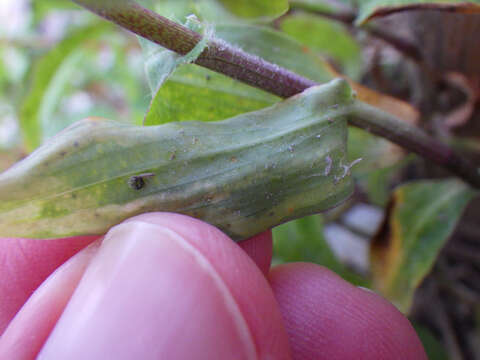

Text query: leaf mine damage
(0, 79), (355, 241)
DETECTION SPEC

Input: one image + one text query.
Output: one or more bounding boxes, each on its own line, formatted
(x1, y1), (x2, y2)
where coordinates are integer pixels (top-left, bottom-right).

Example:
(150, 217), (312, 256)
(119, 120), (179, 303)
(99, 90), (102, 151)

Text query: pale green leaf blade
(356, 0), (480, 24)
(217, 0), (289, 19)
(371, 179), (477, 312)
(280, 13), (362, 78)
(274, 215), (342, 269)
(1, 79), (354, 241)
(144, 65), (278, 125)
(289, 0), (354, 14)
(145, 23), (333, 125)
(147, 0), (287, 22)
(215, 24), (333, 84)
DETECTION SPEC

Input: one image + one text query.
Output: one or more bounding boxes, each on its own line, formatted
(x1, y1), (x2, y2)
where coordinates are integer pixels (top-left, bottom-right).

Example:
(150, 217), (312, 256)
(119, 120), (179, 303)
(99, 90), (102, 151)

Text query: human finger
(269, 263), (427, 360)
(0, 235), (99, 333)
(4, 213), (290, 359)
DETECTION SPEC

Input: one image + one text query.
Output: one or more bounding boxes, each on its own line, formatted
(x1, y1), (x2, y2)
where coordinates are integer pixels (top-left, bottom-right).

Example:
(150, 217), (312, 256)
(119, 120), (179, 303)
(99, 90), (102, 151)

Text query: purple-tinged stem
(72, 0), (316, 98)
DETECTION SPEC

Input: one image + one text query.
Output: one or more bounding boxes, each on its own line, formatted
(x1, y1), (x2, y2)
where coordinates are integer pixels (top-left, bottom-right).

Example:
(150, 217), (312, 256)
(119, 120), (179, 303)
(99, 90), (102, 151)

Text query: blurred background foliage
(2, 1), (480, 358)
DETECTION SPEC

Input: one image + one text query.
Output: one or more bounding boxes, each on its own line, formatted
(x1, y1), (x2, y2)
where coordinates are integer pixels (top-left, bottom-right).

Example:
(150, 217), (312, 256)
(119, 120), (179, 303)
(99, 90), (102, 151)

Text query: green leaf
(280, 13), (361, 78)
(19, 23), (111, 151)
(347, 128), (401, 174)
(145, 0), (287, 21)
(361, 158), (412, 207)
(145, 23), (333, 125)
(273, 215), (368, 285)
(0, 79), (354, 241)
(148, 0), (195, 20)
(371, 179), (477, 313)
(289, 0), (354, 14)
(144, 65), (278, 125)
(142, 25), (281, 126)
(144, 0), (233, 23)
(217, 0), (289, 19)
(356, 0), (480, 25)
(274, 215), (342, 268)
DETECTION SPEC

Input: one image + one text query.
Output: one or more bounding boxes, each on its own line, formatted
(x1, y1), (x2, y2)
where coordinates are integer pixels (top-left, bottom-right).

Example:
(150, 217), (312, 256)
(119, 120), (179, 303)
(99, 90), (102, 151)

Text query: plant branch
(72, 0), (316, 98)
(72, 0), (480, 189)
(349, 101), (480, 188)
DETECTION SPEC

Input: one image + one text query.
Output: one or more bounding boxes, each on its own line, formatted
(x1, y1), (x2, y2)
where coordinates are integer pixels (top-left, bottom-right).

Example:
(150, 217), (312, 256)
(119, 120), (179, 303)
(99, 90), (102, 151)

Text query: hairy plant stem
(350, 101), (480, 188)
(72, 0), (315, 97)
(73, 0), (480, 189)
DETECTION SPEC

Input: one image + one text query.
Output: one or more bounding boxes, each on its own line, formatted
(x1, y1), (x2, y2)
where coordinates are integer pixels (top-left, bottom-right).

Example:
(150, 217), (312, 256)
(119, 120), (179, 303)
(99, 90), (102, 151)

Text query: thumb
(36, 213), (289, 359)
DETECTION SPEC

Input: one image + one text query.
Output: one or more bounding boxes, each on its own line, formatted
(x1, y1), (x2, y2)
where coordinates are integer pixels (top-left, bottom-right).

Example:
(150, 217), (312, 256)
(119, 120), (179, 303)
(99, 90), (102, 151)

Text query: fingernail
(357, 286), (377, 295)
(38, 221), (256, 360)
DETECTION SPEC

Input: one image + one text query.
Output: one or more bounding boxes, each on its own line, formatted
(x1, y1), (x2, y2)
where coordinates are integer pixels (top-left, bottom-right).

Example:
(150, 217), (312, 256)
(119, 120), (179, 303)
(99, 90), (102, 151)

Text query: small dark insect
(127, 173), (155, 190)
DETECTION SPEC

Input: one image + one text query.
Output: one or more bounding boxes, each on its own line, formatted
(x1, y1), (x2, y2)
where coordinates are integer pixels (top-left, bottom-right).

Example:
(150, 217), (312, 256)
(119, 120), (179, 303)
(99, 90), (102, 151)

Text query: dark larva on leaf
(127, 173), (155, 190)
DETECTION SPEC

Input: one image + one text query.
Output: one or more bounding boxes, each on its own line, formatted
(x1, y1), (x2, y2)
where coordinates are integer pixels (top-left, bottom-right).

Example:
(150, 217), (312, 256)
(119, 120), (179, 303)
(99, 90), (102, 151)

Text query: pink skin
(0, 213), (427, 359)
